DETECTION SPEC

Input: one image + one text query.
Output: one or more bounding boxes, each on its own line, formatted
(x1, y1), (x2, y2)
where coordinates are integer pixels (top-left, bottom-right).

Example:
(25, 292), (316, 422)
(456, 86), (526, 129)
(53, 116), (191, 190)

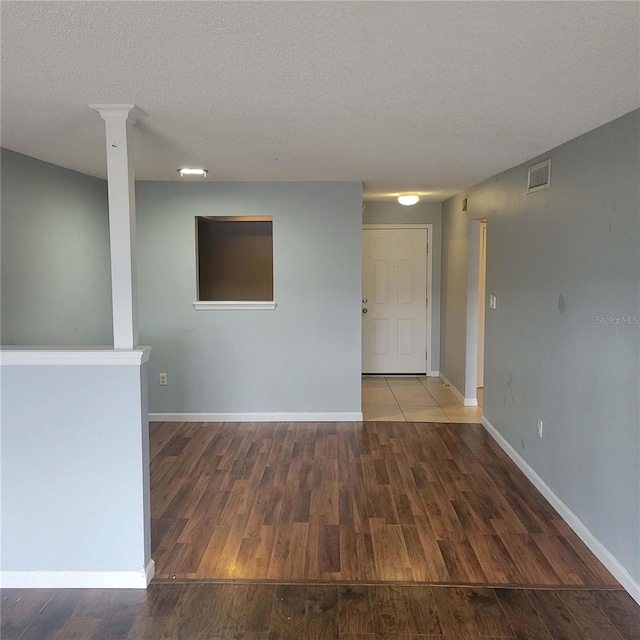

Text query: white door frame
(362, 224), (434, 376)
(477, 220), (487, 387)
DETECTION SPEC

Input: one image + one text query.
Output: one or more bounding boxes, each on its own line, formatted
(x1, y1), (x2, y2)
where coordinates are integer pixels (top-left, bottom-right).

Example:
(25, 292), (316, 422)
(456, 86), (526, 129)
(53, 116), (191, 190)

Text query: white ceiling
(2, 1), (639, 201)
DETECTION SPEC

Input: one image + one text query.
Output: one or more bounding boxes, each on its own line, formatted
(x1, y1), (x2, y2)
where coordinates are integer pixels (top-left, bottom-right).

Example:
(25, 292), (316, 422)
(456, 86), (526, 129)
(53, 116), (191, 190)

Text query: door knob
(362, 308), (368, 314)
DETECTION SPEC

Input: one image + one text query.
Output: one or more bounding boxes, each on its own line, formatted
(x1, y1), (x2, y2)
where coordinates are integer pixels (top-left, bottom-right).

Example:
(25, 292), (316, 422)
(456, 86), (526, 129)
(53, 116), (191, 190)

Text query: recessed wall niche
(196, 216), (274, 302)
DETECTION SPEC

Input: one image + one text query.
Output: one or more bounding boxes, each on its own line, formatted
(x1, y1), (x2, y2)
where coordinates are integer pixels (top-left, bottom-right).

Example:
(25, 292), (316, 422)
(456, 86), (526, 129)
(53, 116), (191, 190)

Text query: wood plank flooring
(3, 583), (638, 639)
(151, 421), (618, 586)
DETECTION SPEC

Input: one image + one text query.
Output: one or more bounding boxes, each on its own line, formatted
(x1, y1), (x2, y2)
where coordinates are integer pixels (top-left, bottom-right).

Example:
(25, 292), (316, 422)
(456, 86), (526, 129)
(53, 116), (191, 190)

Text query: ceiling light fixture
(178, 168), (208, 177)
(398, 194), (420, 206)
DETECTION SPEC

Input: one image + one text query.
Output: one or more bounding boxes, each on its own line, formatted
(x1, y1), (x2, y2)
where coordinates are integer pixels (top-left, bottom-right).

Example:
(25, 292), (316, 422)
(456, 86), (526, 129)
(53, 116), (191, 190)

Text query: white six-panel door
(362, 228), (427, 374)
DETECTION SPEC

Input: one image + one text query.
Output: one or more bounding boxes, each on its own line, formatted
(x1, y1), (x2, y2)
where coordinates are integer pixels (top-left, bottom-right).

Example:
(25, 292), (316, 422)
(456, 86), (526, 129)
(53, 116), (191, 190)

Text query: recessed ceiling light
(398, 194), (420, 206)
(178, 168), (208, 177)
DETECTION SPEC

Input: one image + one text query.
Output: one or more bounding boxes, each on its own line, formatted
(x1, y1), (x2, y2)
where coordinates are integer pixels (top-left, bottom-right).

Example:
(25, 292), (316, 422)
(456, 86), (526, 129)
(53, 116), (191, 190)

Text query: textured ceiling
(2, 1), (639, 201)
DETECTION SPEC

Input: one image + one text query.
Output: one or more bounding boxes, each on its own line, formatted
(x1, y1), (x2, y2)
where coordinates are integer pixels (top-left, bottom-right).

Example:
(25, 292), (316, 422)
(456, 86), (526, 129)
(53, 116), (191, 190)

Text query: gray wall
(1, 362), (151, 574)
(440, 110), (640, 583)
(363, 200), (442, 372)
(439, 201), (469, 390)
(1, 149), (113, 345)
(136, 181), (363, 414)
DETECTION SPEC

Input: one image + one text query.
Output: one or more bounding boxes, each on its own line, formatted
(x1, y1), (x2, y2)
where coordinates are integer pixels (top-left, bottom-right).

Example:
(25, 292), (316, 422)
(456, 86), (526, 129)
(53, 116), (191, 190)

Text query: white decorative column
(89, 104), (145, 349)
(0, 105), (154, 590)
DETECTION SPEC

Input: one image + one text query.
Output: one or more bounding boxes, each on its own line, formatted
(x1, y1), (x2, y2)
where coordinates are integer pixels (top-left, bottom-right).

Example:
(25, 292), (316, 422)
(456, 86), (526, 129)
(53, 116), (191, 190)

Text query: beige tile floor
(362, 376), (484, 423)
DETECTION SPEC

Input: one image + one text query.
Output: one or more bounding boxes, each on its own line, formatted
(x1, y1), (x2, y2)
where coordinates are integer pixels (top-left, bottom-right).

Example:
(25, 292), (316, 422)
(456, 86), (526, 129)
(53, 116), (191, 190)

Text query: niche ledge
(193, 301), (278, 311)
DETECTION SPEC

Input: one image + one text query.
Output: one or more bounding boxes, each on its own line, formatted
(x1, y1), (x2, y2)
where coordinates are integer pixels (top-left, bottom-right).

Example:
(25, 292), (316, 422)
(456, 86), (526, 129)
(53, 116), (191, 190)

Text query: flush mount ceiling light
(178, 168), (208, 177)
(397, 194), (420, 206)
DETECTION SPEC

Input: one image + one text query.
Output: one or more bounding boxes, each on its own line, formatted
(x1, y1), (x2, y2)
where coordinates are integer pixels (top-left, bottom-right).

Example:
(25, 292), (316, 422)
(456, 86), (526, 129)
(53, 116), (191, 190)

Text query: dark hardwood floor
(151, 421), (618, 586)
(4, 420), (639, 639)
(3, 583), (639, 640)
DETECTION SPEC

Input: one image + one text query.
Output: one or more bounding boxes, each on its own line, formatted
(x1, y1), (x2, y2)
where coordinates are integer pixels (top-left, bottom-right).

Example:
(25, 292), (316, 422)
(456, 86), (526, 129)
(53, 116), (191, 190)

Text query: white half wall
(0, 351), (152, 588)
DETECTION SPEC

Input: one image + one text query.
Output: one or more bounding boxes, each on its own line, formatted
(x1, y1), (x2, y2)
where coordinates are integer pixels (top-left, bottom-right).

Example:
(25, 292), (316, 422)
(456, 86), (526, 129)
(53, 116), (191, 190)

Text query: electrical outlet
(489, 294), (497, 310)
(537, 419), (544, 438)
(159, 373), (168, 386)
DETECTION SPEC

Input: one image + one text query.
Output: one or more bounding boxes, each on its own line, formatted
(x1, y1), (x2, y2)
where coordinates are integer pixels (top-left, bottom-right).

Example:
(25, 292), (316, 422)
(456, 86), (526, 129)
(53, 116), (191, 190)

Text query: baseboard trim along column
(439, 374), (478, 407)
(149, 412), (363, 422)
(0, 560), (155, 589)
(481, 415), (640, 606)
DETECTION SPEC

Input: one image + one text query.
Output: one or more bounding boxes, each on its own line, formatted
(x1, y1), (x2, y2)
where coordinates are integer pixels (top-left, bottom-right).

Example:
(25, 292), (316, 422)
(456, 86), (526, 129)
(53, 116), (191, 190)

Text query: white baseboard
(481, 416), (640, 605)
(439, 374), (478, 406)
(427, 370), (440, 377)
(0, 559), (155, 589)
(149, 412), (363, 422)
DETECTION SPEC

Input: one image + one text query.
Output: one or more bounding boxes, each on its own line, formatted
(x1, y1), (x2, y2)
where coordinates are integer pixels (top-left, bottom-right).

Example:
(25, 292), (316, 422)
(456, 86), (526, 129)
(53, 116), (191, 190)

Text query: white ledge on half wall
(0, 346), (152, 366)
(193, 301), (278, 311)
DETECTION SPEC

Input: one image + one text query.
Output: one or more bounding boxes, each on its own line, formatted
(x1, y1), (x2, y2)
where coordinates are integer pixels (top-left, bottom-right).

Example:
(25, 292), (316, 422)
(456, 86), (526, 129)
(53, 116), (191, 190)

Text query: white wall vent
(527, 159), (551, 193)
